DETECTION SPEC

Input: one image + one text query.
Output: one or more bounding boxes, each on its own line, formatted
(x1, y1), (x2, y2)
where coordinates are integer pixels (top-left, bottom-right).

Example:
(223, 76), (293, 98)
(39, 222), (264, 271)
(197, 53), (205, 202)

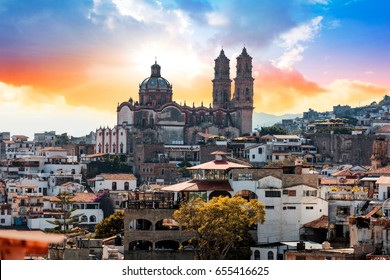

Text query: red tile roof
(302, 215), (328, 229)
(71, 193), (98, 203)
(365, 165), (390, 175)
(98, 173), (137, 181)
(187, 160), (248, 170)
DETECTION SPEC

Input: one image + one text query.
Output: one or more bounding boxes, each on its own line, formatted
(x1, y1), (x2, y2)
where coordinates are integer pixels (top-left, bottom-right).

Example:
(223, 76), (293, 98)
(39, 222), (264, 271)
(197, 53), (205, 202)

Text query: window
(258, 147), (263, 154)
(265, 206), (274, 209)
(89, 215), (96, 223)
(112, 182), (117, 191)
(267, 251), (274, 260)
(337, 206), (350, 215)
(80, 215), (88, 222)
(303, 190), (317, 197)
(283, 206), (296, 210)
(265, 191), (281, 197)
(238, 173), (252, 180)
(1, 219), (5, 223)
(306, 206), (314, 210)
(124, 182), (129, 191)
(254, 250), (260, 260)
(252, 154), (255, 159)
(288, 190), (296, 196)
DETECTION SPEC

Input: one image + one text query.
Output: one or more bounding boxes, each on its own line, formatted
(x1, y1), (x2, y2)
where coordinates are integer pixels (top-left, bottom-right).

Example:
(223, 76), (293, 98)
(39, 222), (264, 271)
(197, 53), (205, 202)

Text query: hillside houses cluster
(1, 96), (390, 260)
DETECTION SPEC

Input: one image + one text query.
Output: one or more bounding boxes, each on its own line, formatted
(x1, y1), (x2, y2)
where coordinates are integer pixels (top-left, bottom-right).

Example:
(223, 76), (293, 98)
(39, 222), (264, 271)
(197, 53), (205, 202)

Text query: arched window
(267, 251), (274, 260)
(80, 215), (88, 223)
(254, 250), (260, 260)
(89, 215), (96, 223)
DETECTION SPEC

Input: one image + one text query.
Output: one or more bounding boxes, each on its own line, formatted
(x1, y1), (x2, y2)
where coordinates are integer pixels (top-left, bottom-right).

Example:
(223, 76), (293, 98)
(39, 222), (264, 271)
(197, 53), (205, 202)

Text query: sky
(1, 0), (390, 138)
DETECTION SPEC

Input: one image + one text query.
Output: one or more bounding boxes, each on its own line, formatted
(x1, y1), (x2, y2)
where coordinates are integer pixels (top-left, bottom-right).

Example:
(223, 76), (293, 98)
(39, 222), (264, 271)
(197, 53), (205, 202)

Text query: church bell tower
(232, 47), (254, 135)
(212, 49), (232, 109)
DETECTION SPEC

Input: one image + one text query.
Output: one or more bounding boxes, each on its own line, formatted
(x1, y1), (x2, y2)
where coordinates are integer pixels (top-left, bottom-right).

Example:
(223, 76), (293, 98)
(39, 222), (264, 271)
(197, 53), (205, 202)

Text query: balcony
(327, 192), (368, 201)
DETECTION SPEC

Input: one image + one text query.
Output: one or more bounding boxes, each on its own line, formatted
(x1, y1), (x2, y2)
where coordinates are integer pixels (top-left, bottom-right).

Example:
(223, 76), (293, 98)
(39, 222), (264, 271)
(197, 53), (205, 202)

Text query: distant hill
(252, 112), (302, 130)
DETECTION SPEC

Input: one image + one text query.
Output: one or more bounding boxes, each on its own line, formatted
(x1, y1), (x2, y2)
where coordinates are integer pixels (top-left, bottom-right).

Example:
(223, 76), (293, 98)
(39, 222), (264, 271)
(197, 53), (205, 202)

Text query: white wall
(0, 213), (12, 226)
(43, 164), (81, 175)
(94, 179), (136, 192)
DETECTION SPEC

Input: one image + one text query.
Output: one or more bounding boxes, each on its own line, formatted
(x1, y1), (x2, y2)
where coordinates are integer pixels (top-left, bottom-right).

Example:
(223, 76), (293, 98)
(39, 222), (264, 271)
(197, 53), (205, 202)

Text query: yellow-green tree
(94, 211), (124, 238)
(173, 196), (266, 260)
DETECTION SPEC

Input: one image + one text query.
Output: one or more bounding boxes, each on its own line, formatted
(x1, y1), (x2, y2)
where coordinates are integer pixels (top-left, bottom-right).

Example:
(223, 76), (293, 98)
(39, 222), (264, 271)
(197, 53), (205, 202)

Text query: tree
(258, 125), (288, 136)
(264, 155), (307, 168)
(94, 211), (124, 238)
(177, 160), (193, 178)
(173, 196), (266, 260)
(94, 189), (115, 218)
(46, 191), (82, 234)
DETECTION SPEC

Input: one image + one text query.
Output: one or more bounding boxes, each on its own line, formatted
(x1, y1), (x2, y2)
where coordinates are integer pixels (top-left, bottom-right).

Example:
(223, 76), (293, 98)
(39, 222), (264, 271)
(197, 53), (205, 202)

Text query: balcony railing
(326, 192), (368, 201)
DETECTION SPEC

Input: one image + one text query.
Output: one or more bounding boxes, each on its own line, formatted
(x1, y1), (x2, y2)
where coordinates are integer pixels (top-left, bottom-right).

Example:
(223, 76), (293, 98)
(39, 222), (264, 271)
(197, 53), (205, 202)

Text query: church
(96, 47), (255, 155)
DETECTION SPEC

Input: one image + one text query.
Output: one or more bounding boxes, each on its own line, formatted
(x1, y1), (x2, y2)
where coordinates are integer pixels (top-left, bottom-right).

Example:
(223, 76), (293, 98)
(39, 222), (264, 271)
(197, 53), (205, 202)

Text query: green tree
(258, 125), (288, 136)
(173, 196), (266, 260)
(94, 211), (124, 238)
(178, 160), (193, 178)
(46, 191), (82, 234)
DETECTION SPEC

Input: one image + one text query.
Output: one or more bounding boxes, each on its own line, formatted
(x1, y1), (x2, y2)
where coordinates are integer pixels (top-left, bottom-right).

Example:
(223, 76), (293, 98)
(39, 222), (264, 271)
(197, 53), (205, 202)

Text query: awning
(359, 177), (380, 182)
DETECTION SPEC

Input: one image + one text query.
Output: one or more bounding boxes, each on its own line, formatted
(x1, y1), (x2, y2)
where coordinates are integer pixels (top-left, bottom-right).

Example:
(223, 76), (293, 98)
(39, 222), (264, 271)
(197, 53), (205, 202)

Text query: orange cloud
(253, 62), (326, 114)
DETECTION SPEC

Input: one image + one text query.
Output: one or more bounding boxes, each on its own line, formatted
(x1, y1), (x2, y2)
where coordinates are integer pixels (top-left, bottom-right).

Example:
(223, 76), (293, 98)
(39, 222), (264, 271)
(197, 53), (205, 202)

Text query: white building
(95, 127), (128, 154)
(0, 205), (12, 226)
(244, 143), (272, 165)
(229, 168), (328, 244)
(28, 193), (104, 231)
(376, 176), (390, 201)
(90, 173), (137, 192)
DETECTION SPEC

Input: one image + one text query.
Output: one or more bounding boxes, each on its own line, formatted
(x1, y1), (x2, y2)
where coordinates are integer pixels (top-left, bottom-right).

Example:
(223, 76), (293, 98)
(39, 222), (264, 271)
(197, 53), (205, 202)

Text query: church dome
(139, 62), (172, 93)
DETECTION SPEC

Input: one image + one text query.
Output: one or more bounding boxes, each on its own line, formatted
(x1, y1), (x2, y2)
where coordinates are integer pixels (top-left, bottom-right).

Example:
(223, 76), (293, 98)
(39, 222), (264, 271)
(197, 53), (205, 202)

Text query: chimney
(295, 158), (303, 175)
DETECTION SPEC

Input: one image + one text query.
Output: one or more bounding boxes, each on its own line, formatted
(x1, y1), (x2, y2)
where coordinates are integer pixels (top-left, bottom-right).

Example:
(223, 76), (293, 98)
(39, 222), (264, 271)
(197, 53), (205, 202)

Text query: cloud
(277, 16), (323, 69)
(253, 62), (326, 114)
(251, 63), (389, 115)
(0, 82), (115, 137)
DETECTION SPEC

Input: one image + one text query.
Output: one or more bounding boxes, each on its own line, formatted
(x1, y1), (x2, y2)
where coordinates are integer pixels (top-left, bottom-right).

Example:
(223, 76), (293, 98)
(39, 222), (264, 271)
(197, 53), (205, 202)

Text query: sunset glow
(1, 0), (389, 137)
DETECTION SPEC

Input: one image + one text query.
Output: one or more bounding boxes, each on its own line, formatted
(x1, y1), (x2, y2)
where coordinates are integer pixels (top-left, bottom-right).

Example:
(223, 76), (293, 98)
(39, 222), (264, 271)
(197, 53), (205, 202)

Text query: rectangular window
(337, 206), (350, 215)
(288, 190), (296, 197)
(238, 173), (253, 180)
(265, 206), (274, 209)
(283, 190), (288, 195)
(265, 190), (281, 197)
(303, 190), (317, 197)
(1, 219), (5, 223)
(283, 206), (296, 210)
(258, 147), (263, 154)
(306, 206), (314, 210)
(252, 154), (255, 159)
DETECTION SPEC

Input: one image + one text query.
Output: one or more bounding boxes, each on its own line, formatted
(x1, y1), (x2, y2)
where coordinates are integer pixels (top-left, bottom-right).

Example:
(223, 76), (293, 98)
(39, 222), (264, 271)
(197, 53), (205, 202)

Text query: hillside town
(1, 49), (390, 260)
